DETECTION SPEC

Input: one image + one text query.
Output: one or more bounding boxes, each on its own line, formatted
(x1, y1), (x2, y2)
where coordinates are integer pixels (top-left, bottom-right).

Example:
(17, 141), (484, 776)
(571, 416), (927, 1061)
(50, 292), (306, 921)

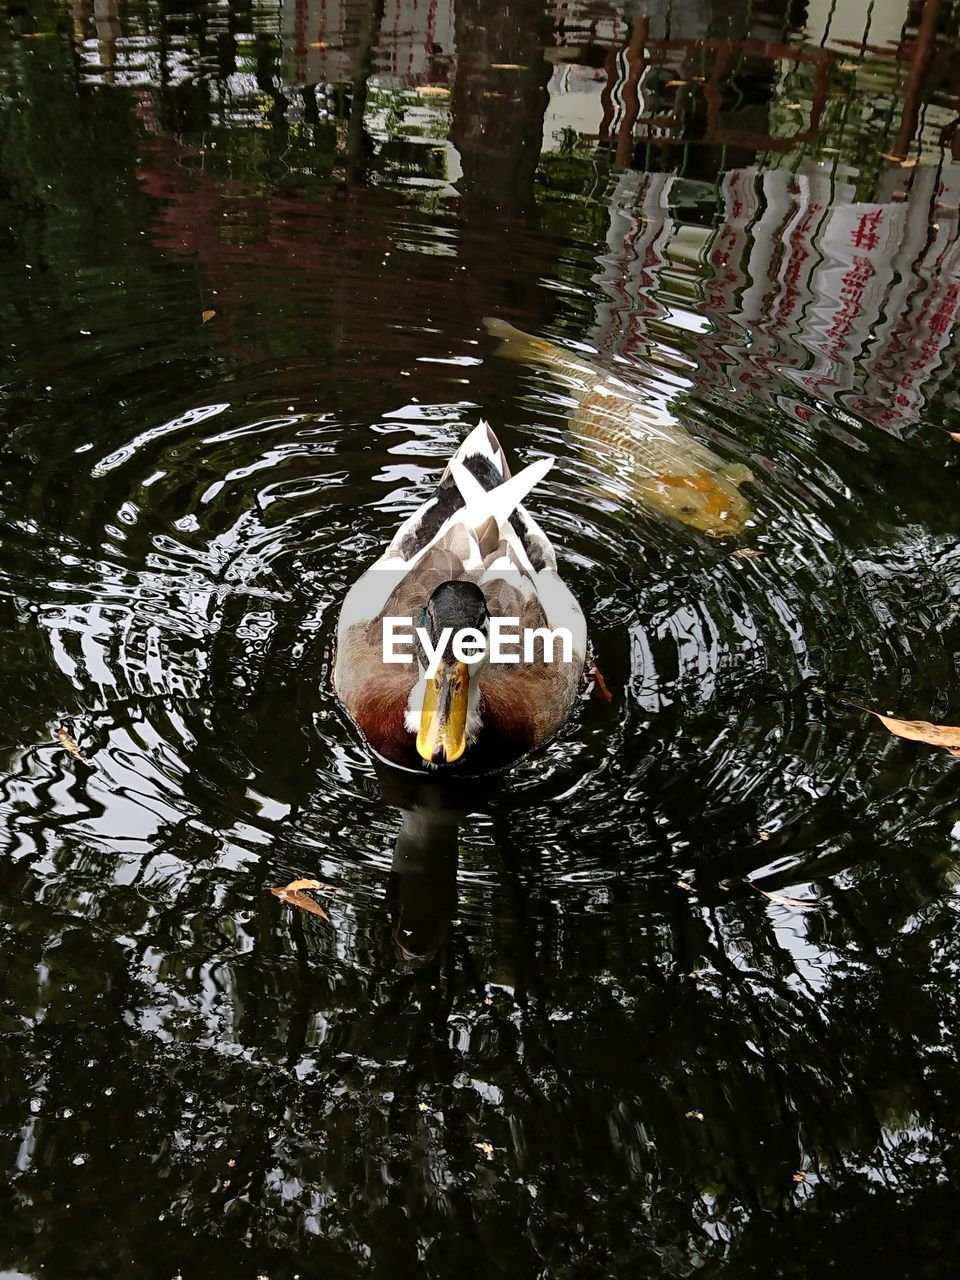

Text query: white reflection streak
(91, 403), (230, 476)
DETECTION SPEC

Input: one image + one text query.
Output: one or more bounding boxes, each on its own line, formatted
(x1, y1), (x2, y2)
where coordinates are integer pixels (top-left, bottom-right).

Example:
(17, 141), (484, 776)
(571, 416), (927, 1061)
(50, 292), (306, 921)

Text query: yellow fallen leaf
(270, 881), (331, 921)
(860, 707), (960, 756)
(948, 432), (960, 442)
(665, 80), (689, 87)
(677, 879), (694, 891)
(685, 1110), (704, 1121)
(793, 1170), (808, 1182)
(489, 63), (527, 69)
(202, 309), (216, 324)
(416, 86), (450, 97)
(878, 152), (916, 167)
(731, 548), (763, 558)
(474, 1141), (494, 1159)
(308, 41), (328, 48)
(56, 725), (96, 769)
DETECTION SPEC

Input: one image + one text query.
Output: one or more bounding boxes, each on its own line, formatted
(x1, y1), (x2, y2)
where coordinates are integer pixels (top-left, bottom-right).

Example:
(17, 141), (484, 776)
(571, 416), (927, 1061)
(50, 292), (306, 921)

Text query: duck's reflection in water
(375, 758), (497, 968)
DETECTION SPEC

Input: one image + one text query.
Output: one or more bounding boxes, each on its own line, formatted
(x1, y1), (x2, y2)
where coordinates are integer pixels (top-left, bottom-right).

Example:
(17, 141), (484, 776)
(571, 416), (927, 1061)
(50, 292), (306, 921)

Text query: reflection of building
(804, 0), (907, 51)
(590, 162), (960, 437)
(282, 0), (457, 86)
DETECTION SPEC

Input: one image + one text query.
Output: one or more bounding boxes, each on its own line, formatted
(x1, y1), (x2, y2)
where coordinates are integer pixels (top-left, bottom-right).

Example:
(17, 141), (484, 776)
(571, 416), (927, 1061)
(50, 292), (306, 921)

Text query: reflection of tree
(450, 0), (553, 215)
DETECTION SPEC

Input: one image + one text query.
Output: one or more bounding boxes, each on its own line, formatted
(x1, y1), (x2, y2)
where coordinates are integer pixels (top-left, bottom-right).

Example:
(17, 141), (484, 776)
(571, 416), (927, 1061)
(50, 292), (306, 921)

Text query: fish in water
(483, 317), (753, 537)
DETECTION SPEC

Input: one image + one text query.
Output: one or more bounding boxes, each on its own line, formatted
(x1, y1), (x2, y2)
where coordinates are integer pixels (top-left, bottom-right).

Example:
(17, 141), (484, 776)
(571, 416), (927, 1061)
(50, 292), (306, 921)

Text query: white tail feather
(449, 455), (553, 533)
(453, 418), (509, 477)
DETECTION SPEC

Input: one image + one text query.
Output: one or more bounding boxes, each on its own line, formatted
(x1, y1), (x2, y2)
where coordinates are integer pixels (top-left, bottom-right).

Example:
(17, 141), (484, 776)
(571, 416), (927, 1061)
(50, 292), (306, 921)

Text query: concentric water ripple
(5, 4), (960, 1270)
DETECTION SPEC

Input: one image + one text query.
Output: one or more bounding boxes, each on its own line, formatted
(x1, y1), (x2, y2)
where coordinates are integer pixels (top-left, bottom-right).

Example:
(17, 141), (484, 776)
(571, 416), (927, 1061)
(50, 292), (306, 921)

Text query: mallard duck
(334, 422), (586, 774)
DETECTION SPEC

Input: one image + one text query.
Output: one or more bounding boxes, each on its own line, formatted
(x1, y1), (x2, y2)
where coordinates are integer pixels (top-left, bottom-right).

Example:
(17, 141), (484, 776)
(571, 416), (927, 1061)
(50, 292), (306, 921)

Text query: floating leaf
(685, 1110), (704, 1121)
(55, 725), (96, 769)
(489, 63), (527, 69)
(201, 309), (216, 324)
(665, 79), (689, 87)
(676, 879), (694, 892)
(793, 1170), (808, 1183)
(858, 706), (960, 757)
(474, 1141), (494, 1159)
(878, 152), (916, 167)
(731, 548), (763, 558)
(416, 85), (450, 97)
(748, 881), (819, 910)
(270, 880), (331, 921)
(949, 432), (960, 443)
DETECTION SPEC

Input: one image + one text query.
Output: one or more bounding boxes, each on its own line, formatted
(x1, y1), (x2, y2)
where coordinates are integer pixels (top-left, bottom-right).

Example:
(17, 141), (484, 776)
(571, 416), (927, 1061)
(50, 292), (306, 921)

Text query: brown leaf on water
(416, 85), (450, 97)
(489, 63), (527, 69)
(474, 1141), (494, 1159)
(948, 432), (960, 443)
(730, 548), (763, 559)
(793, 1170), (808, 1183)
(270, 880), (331, 921)
(747, 881), (819, 911)
(685, 1110), (704, 1121)
(56, 725), (95, 769)
(665, 79), (689, 87)
(677, 879), (694, 892)
(878, 152), (916, 167)
(857, 706), (960, 757)
(201, 309), (216, 324)
(585, 654), (612, 702)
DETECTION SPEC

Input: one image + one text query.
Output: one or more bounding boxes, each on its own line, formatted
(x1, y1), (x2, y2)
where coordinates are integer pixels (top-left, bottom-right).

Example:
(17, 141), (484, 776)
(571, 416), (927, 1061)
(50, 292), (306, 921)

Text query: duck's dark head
(412, 579), (489, 766)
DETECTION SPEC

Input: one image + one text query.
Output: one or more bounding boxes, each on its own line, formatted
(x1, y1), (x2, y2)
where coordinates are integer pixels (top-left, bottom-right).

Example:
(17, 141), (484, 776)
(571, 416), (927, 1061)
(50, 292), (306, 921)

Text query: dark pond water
(3, 0), (960, 1275)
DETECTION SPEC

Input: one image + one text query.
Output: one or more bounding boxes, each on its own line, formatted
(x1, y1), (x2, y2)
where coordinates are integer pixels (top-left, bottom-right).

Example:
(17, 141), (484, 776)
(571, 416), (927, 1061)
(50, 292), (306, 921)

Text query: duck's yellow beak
(417, 661), (470, 764)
